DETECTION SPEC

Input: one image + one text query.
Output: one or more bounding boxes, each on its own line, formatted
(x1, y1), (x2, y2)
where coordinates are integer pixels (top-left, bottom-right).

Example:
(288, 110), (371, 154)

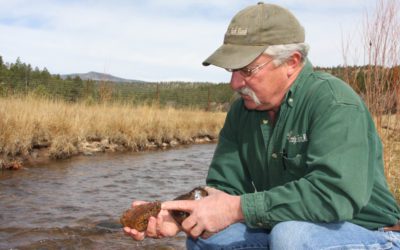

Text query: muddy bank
(0, 135), (217, 170)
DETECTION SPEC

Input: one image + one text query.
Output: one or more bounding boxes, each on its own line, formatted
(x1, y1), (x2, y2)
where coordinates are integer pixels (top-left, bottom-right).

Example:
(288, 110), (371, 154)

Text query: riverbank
(0, 96), (226, 169)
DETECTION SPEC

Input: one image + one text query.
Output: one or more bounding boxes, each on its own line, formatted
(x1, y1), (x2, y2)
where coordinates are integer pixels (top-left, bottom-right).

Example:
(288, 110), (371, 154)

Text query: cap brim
(202, 44), (268, 69)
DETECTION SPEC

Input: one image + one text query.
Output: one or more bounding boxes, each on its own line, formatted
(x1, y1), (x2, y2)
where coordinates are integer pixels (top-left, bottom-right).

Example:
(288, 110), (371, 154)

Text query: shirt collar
(284, 59), (314, 108)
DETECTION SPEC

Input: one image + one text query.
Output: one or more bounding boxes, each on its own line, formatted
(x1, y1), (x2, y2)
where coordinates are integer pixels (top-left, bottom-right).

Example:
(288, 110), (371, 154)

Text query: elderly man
(125, 2), (400, 249)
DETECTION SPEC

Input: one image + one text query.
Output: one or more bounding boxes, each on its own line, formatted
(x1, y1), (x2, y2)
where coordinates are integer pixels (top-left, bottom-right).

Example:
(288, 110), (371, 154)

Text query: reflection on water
(0, 144), (216, 249)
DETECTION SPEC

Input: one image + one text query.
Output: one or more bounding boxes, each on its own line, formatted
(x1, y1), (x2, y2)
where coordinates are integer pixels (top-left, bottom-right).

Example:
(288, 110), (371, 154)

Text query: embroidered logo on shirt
(287, 131), (308, 144)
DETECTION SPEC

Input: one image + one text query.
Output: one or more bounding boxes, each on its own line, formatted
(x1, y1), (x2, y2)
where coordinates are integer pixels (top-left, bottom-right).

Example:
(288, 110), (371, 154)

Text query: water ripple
(0, 144), (215, 249)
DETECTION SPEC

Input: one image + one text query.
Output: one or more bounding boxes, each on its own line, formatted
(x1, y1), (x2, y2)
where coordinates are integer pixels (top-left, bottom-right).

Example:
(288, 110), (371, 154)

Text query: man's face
(229, 54), (289, 111)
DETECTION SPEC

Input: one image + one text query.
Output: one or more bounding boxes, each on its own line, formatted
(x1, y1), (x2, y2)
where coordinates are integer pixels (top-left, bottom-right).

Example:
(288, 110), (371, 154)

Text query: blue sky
(0, 0), (375, 82)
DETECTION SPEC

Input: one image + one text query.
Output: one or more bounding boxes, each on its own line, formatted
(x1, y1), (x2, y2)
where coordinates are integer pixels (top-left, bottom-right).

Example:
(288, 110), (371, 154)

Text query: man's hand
(123, 201), (181, 241)
(162, 187), (244, 239)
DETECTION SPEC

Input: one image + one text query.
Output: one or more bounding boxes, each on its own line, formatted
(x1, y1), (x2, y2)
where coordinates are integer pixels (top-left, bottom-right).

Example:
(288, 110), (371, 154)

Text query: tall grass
(342, 0), (399, 202)
(0, 95), (226, 162)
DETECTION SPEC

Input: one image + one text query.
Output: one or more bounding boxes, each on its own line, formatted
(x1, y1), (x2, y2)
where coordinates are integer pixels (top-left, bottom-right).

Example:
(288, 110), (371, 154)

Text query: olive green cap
(203, 2), (305, 69)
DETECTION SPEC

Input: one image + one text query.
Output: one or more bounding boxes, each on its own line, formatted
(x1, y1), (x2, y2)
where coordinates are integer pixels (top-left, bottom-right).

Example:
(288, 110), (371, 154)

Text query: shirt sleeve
(241, 101), (377, 228)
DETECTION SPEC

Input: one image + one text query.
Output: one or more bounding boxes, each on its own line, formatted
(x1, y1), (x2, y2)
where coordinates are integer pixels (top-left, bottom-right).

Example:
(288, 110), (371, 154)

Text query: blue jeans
(186, 221), (400, 249)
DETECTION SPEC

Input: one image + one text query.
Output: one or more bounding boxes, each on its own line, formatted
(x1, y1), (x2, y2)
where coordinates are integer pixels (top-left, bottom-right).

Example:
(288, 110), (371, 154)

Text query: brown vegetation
(0, 95), (226, 168)
(342, 0), (399, 202)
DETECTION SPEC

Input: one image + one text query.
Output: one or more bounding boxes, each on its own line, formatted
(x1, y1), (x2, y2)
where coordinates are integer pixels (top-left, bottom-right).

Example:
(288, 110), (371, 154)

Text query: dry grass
(342, 0), (400, 203)
(380, 114), (400, 203)
(0, 96), (226, 161)
(365, 0), (400, 203)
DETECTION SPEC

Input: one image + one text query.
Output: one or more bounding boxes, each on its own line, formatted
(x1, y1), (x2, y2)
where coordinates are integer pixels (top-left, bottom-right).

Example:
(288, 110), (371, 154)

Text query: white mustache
(236, 87), (261, 105)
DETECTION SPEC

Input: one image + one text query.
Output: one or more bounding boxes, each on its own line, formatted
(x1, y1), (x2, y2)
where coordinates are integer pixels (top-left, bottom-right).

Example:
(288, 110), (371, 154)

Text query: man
(125, 2), (400, 249)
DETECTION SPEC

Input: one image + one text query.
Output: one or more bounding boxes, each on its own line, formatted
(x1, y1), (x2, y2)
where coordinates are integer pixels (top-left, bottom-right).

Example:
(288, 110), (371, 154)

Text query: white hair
(264, 43), (310, 66)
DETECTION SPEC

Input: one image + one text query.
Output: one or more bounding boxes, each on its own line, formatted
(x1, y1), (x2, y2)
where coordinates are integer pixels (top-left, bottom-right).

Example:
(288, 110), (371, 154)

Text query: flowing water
(0, 144), (216, 250)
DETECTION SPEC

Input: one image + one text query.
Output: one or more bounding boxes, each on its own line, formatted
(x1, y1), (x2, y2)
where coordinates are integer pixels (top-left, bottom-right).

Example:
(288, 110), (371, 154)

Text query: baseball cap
(203, 2), (305, 69)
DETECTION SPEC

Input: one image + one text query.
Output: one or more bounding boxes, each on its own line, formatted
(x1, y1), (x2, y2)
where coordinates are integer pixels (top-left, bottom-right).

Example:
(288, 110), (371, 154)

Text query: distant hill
(60, 71), (146, 83)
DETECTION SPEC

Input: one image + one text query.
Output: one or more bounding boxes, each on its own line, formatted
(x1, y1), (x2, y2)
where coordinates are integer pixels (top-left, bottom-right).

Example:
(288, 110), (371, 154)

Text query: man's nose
(230, 72), (246, 90)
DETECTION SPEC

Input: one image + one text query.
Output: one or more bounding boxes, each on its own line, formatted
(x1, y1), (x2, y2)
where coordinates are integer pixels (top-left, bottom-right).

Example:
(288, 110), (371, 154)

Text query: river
(0, 144), (216, 250)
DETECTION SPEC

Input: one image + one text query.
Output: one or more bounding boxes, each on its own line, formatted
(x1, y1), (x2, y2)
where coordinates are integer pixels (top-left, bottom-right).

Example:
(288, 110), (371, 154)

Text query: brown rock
(120, 201), (161, 232)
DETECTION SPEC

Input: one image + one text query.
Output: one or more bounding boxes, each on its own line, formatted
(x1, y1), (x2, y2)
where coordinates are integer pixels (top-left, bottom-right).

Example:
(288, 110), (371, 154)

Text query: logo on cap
(229, 27), (248, 36)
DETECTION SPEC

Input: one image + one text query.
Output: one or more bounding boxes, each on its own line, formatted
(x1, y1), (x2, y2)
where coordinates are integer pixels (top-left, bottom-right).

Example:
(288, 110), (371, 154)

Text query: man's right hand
(162, 187), (244, 239)
(123, 201), (181, 241)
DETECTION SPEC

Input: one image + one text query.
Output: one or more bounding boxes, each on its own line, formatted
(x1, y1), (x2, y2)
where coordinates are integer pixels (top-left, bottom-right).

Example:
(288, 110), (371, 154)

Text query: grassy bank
(0, 96), (226, 165)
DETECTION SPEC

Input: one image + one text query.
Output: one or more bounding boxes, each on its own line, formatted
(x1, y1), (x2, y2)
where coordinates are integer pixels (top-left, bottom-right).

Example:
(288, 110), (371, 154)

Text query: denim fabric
(186, 221), (400, 250)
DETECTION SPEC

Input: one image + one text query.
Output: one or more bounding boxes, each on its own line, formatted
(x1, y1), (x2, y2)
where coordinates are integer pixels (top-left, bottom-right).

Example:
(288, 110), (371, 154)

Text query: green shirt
(206, 60), (400, 230)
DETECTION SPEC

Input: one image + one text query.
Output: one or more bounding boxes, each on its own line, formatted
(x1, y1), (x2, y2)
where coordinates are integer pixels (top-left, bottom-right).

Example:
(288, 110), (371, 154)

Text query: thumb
(132, 200), (148, 207)
(204, 186), (222, 195)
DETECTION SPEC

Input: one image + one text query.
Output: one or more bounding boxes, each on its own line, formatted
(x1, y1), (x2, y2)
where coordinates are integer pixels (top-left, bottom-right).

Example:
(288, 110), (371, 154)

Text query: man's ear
(286, 52), (302, 76)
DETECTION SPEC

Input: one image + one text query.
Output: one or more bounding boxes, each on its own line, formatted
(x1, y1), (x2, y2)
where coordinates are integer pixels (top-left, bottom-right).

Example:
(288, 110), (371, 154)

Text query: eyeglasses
(226, 59), (273, 78)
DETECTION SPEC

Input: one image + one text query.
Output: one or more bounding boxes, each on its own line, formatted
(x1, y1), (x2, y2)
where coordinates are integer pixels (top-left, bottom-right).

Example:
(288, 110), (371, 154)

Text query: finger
(145, 216), (158, 238)
(189, 223), (205, 239)
(157, 209), (181, 237)
(155, 211), (165, 236)
(201, 231), (215, 239)
(131, 200), (148, 207)
(181, 214), (197, 232)
(162, 200), (195, 212)
(123, 227), (145, 241)
(123, 227), (131, 235)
